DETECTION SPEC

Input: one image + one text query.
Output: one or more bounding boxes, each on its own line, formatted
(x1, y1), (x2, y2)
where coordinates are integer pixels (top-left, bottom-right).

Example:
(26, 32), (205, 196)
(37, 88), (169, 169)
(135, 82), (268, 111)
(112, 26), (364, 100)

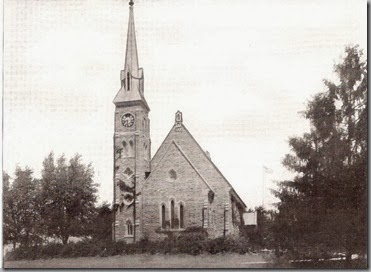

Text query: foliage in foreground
(5, 234), (255, 261)
(3, 152), (99, 249)
(3, 168), (43, 249)
(40, 153), (98, 245)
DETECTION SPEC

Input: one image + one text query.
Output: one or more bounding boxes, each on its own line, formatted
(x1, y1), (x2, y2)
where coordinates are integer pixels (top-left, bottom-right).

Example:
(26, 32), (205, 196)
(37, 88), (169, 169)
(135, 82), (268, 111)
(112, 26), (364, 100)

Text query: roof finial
(129, 0), (134, 6)
(175, 111), (183, 131)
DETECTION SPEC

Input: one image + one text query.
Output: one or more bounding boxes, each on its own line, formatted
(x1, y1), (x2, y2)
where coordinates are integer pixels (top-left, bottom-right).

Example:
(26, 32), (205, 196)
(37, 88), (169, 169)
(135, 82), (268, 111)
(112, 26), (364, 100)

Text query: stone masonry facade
(112, 1), (246, 243)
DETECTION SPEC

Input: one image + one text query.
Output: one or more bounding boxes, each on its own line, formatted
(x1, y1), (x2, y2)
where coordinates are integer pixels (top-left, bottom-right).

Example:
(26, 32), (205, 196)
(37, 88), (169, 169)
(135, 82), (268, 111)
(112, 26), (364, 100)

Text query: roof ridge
(181, 125), (247, 208)
(147, 140), (214, 193)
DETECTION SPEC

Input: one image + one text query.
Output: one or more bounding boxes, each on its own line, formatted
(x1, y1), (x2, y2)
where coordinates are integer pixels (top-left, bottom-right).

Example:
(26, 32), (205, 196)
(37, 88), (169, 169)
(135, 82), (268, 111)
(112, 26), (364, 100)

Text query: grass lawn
(4, 253), (279, 268)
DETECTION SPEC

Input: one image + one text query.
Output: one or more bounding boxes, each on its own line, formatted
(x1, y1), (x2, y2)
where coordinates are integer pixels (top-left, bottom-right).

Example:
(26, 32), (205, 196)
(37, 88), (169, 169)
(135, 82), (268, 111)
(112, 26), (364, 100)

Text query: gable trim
(181, 125), (247, 208)
(230, 189), (247, 209)
(172, 141), (214, 192)
(150, 124), (175, 165)
(149, 122), (246, 209)
(147, 140), (214, 193)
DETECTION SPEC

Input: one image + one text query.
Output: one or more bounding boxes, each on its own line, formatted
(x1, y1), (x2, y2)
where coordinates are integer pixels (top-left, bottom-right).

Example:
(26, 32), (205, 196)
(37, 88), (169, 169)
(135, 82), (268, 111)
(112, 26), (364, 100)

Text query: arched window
(129, 140), (134, 156)
(126, 220), (133, 236)
(170, 200), (175, 228)
(126, 72), (130, 91)
(202, 205), (208, 228)
(179, 203), (184, 229)
(122, 141), (128, 157)
(161, 204), (166, 229)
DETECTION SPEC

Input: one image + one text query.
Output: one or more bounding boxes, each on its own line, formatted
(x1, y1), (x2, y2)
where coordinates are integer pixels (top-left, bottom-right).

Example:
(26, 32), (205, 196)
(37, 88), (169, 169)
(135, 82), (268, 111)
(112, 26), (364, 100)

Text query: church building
(113, 0), (247, 242)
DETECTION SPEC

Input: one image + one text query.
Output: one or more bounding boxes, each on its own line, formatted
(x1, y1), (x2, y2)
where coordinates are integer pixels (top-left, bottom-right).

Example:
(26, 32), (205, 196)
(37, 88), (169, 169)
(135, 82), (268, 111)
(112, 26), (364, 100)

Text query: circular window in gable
(168, 169), (177, 181)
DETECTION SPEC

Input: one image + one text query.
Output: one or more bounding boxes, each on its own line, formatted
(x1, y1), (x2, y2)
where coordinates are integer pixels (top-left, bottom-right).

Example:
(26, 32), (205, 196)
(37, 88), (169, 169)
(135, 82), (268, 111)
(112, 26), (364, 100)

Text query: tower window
(179, 204), (184, 229)
(126, 220), (133, 236)
(161, 204), (166, 229)
(129, 140), (134, 156)
(122, 141), (128, 157)
(143, 118), (146, 130)
(127, 72), (130, 91)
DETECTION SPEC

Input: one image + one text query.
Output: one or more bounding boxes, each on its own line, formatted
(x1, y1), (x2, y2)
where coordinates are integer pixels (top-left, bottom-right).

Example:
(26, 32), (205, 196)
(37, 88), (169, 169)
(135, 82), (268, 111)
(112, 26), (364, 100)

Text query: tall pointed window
(179, 204), (184, 229)
(122, 141), (128, 157)
(202, 205), (208, 228)
(126, 72), (130, 91)
(170, 200), (175, 228)
(126, 220), (133, 236)
(129, 140), (134, 156)
(161, 204), (166, 229)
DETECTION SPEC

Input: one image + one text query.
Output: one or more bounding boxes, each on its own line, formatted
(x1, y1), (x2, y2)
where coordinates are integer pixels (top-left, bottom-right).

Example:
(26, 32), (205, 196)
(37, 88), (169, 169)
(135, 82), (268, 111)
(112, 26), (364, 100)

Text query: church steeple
(113, 0), (150, 111)
(125, 0), (139, 75)
(112, 0), (151, 242)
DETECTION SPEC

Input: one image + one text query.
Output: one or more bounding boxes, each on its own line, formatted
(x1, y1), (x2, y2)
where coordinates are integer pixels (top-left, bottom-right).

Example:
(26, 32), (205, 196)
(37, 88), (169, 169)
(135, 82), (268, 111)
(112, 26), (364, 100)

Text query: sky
(3, 0), (367, 209)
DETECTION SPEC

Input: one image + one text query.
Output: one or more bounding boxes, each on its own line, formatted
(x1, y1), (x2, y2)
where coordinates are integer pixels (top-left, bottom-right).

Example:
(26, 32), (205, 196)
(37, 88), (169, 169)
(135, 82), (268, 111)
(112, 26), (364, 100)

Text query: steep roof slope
(148, 116), (246, 208)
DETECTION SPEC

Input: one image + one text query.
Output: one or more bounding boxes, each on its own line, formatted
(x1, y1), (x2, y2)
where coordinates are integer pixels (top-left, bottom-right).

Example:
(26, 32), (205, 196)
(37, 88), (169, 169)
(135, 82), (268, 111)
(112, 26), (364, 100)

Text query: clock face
(121, 113), (135, 127)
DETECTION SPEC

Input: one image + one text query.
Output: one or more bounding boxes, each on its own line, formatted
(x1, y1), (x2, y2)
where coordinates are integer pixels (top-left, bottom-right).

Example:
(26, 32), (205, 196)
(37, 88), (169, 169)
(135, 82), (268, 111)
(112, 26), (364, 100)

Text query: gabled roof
(148, 140), (214, 193)
(150, 121), (247, 209)
(181, 125), (247, 209)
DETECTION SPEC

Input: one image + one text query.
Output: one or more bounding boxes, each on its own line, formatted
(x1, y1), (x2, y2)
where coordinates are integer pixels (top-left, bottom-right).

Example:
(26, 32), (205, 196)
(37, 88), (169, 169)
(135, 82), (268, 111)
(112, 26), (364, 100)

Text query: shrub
(6, 245), (42, 261)
(60, 242), (76, 258)
(204, 236), (250, 255)
(5, 234), (254, 260)
(176, 229), (207, 255)
(158, 238), (177, 254)
(205, 237), (225, 254)
(234, 237), (250, 254)
(39, 242), (64, 258)
(177, 238), (204, 255)
(106, 240), (126, 256)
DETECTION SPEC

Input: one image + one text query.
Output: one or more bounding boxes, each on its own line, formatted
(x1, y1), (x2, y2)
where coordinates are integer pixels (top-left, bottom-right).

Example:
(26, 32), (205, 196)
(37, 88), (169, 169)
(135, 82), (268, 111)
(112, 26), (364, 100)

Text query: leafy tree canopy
(273, 45), (367, 260)
(39, 152), (98, 244)
(3, 168), (42, 248)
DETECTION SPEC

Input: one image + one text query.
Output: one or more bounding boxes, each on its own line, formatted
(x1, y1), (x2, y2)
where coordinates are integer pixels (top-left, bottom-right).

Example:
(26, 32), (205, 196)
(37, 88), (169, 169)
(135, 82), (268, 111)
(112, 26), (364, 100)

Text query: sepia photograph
(2, 0), (367, 268)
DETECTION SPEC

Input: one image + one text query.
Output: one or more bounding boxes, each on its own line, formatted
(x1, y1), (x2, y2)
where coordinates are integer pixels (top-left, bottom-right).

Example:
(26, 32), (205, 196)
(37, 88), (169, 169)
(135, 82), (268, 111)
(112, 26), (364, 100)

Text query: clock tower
(112, 0), (150, 242)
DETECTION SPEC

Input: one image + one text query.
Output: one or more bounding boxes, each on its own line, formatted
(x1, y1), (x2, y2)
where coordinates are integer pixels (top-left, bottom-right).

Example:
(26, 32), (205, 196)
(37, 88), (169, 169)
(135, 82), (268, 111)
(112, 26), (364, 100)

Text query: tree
(240, 206), (276, 249)
(89, 202), (113, 242)
(3, 168), (42, 248)
(40, 152), (98, 244)
(273, 45), (367, 262)
(3, 171), (15, 247)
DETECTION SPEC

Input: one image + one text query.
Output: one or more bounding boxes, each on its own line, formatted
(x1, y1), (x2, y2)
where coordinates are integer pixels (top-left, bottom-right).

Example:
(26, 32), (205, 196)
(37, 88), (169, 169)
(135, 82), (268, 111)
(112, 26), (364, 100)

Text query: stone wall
(113, 104), (150, 242)
(142, 122), (244, 239)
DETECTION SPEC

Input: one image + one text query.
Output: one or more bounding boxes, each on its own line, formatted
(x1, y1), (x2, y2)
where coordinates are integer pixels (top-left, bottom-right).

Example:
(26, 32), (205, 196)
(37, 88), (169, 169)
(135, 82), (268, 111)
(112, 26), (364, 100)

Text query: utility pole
(262, 166), (272, 208)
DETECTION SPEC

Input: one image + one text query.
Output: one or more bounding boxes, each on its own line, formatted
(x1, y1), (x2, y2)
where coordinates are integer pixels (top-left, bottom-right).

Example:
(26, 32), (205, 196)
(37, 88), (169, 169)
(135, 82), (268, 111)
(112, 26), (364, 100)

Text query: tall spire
(113, 0), (149, 110)
(125, 0), (139, 75)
